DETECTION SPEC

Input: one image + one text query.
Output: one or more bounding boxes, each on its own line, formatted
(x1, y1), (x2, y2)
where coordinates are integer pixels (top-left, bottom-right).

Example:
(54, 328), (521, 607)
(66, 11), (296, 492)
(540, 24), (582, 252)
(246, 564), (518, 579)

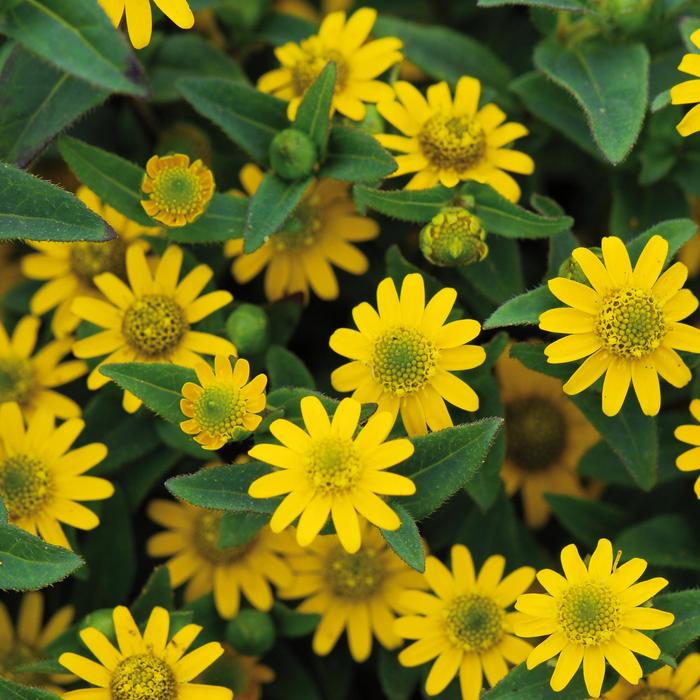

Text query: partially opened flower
(60, 605), (232, 699)
(330, 273), (485, 436)
(258, 7), (401, 120)
(72, 244), (235, 413)
(539, 235), (700, 416)
(671, 29), (700, 137)
(394, 544), (535, 699)
(515, 538), (674, 698)
(376, 76), (533, 200)
(605, 654), (700, 700)
(248, 395), (415, 553)
(674, 399), (700, 499)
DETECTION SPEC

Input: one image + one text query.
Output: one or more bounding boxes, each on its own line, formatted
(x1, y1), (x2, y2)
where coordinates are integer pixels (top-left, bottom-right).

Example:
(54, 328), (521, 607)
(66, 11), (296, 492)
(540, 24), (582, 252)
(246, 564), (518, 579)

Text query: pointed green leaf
(653, 590), (700, 659)
(483, 663), (593, 700)
(167, 194), (247, 243)
(353, 184), (453, 223)
(293, 61), (335, 158)
(266, 345), (315, 390)
(319, 126), (396, 183)
(380, 503), (425, 572)
(482, 285), (557, 329)
(131, 567), (174, 620)
(0, 679), (61, 700)
(272, 602), (321, 638)
(219, 512), (268, 548)
(626, 218), (697, 261)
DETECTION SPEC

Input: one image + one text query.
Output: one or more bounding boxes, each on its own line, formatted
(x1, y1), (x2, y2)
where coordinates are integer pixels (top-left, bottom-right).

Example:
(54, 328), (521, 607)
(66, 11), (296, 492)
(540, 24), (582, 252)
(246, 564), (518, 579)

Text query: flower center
(121, 294), (188, 358)
(193, 511), (256, 564)
(0, 642), (41, 686)
(629, 690), (680, 700)
(110, 654), (177, 700)
(269, 195), (322, 252)
(70, 239), (127, 284)
(371, 325), (438, 396)
(150, 167), (205, 219)
(305, 435), (362, 495)
(418, 113), (486, 172)
(505, 397), (567, 472)
(291, 39), (348, 95)
(0, 355), (36, 405)
(323, 544), (385, 599)
(596, 288), (666, 359)
(0, 454), (53, 521)
(445, 594), (504, 652)
(193, 383), (248, 442)
(558, 582), (621, 646)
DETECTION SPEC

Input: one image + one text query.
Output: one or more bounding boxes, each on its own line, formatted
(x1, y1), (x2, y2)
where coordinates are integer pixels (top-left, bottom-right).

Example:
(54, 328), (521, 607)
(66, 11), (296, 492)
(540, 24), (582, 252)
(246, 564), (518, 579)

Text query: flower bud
(591, 0), (654, 34)
(226, 610), (276, 656)
(226, 303), (270, 356)
(419, 207), (488, 267)
(269, 128), (317, 181)
(558, 247), (603, 284)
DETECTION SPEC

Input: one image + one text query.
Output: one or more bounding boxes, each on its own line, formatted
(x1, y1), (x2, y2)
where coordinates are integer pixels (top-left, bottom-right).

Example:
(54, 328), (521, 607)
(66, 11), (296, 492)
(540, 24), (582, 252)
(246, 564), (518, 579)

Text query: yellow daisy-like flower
(671, 29), (700, 137)
(495, 347), (599, 528)
(279, 524), (426, 662)
(329, 273), (486, 436)
(0, 315), (87, 420)
(180, 355), (267, 450)
(98, 0), (195, 50)
(515, 538), (674, 698)
(0, 592), (74, 693)
(22, 186), (156, 338)
(141, 154), (215, 227)
(376, 76), (534, 201)
(146, 498), (297, 619)
(224, 164), (379, 302)
(71, 244), (235, 413)
(605, 654), (700, 700)
(248, 395), (416, 553)
(394, 544), (535, 699)
(673, 399), (700, 499)
(258, 7), (401, 121)
(0, 402), (113, 548)
(59, 605), (232, 700)
(539, 235), (700, 416)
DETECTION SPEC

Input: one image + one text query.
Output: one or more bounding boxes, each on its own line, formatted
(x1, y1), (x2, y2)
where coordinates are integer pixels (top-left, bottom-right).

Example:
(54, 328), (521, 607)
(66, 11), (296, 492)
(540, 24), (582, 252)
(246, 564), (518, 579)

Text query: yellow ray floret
(671, 29), (700, 137)
(674, 399), (700, 500)
(605, 653), (700, 699)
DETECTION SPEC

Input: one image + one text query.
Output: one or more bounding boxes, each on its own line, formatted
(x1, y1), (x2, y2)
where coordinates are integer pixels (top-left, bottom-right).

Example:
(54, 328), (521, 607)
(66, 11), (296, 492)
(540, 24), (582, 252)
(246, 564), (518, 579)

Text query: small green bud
(269, 129), (317, 181)
(590, 0), (653, 33)
(419, 207), (488, 268)
(342, 105), (385, 134)
(557, 246), (602, 284)
(226, 303), (270, 356)
(226, 609), (276, 656)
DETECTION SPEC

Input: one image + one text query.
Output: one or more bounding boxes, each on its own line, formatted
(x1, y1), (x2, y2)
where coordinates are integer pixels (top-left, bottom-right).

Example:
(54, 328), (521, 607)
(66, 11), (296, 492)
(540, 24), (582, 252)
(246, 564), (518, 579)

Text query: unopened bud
(269, 129), (317, 181)
(419, 207), (488, 267)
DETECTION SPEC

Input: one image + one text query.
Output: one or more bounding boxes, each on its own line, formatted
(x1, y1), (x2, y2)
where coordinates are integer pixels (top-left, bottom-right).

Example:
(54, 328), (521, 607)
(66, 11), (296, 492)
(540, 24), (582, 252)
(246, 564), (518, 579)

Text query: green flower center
(558, 582), (621, 646)
(193, 511), (256, 564)
(151, 168), (203, 217)
(418, 114), (486, 172)
(193, 383), (248, 442)
(445, 594), (504, 652)
(269, 195), (322, 252)
(324, 544), (385, 599)
(0, 355), (35, 405)
(505, 397), (567, 472)
(629, 690), (680, 700)
(596, 288), (666, 359)
(0, 454), (53, 521)
(305, 435), (362, 495)
(110, 654), (177, 700)
(70, 239), (126, 284)
(371, 325), (438, 396)
(291, 40), (348, 95)
(122, 294), (189, 358)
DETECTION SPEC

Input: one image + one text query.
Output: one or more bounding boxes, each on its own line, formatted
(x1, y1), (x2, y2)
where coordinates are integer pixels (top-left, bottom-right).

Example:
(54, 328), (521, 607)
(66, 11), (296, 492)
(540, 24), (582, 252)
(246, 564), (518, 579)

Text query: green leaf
(219, 512), (268, 548)
(533, 40), (649, 164)
(266, 387), (340, 418)
(2, 0), (146, 96)
(377, 647), (421, 700)
(546, 495), (627, 549)
(131, 567), (174, 620)
(244, 173), (311, 252)
(380, 503), (425, 572)
(156, 421), (211, 459)
(271, 602), (320, 638)
(255, 10), (317, 46)
(57, 135), (154, 227)
(177, 77), (288, 164)
(482, 285), (557, 329)
(459, 236), (524, 305)
(0, 44), (108, 167)
(0, 679), (61, 700)
(478, 0), (585, 9)
(123, 445), (181, 511)
(483, 663), (591, 700)
(99, 363), (197, 425)
(167, 193), (247, 243)
(266, 344), (315, 390)
(352, 184), (453, 223)
(395, 418), (503, 521)
(653, 590), (700, 658)
(293, 61), (335, 158)
(319, 126), (396, 183)
(385, 244), (444, 298)
(626, 218), (698, 261)
(0, 161), (114, 241)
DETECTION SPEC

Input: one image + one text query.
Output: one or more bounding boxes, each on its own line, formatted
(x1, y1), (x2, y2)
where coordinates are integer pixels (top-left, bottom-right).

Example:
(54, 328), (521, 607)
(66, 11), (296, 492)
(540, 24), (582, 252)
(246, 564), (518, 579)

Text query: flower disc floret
(0, 455), (52, 521)
(193, 385), (247, 439)
(122, 294), (189, 358)
(110, 654), (177, 700)
(193, 510), (254, 564)
(629, 691), (679, 700)
(418, 114), (486, 172)
(324, 545), (385, 599)
(306, 436), (362, 494)
(445, 594), (505, 652)
(557, 581), (622, 645)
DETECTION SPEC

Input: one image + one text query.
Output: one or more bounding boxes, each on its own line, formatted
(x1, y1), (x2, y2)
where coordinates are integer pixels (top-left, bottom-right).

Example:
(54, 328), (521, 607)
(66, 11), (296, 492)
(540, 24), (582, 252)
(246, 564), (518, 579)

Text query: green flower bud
(226, 303), (270, 356)
(342, 105), (385, 134)
(419, 207), (488, 268)
(226, 609), (276, 656)
(557, 246), (602, 284)
(269, 129), (317, 181)
(590, 0), (653, 33)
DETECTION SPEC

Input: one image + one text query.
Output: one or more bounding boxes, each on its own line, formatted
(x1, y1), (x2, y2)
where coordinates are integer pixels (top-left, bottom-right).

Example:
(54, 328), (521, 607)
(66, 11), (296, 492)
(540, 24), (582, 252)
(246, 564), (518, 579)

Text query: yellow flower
(98, 0), (195, 50)
(22, 186), (156, 338)
(225, 164), (379, 302)
(515, 538), (674, 698)
(605, 653), (700, 699)
(248, 395), (415, 553)
(279, 524), (426, 662)
(71, 244), (235, 413)
(180, 355), (267, 450)
(0, 592), (74, 693)
(0, 315), (87, 420)
(329, 273), (486, 436)
(60, 605), (232, 700)
(141, 154), (215, 227)
(495, 346), (598, 528)
(0, 402), (113, 548)
(146, 499), (297, 619)
(539, 235), (700, 416)
(376, 76), (533, 200)
(671, 29), (700, 137)
(674, 399), (700, 499)
(394, 544), (535, 699)
(258, 7), (401, 121)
